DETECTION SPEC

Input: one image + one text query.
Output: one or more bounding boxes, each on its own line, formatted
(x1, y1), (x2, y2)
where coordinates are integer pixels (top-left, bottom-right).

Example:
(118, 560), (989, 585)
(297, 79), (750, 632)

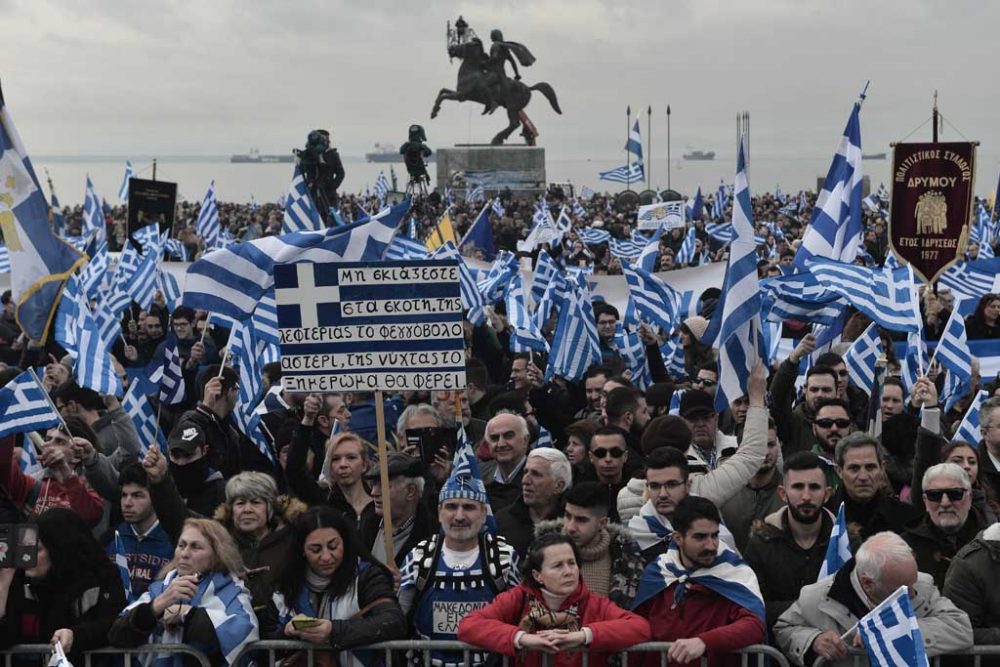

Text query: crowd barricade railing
(811, 646), (1000, 667)
(234, 639), (793, 667)
(4, 644), (211, 667)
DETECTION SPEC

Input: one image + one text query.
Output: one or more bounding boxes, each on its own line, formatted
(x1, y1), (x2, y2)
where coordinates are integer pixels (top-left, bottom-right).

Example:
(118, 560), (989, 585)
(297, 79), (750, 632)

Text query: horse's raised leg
(491, 108), (521, 145)
(431, 89), (457, 119)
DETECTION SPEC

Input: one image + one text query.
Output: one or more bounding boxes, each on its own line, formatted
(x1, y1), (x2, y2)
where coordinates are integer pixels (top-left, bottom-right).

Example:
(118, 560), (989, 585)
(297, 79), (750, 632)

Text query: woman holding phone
(259, 506), (405, 667)
(109, 519), (258, 667)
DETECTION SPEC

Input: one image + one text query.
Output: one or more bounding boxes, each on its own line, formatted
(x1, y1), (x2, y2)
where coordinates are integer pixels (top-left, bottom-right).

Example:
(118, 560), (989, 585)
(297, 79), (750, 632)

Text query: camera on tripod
(293, 129), (345, 224)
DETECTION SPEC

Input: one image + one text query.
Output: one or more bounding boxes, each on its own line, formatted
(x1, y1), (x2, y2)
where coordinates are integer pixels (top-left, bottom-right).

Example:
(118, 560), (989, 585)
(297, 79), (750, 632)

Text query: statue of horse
(431, 38), (562, 145)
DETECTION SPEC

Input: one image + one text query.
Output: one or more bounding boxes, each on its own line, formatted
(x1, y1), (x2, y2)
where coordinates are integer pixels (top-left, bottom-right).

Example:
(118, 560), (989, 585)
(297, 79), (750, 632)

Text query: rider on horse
(482, 29), (536, 114)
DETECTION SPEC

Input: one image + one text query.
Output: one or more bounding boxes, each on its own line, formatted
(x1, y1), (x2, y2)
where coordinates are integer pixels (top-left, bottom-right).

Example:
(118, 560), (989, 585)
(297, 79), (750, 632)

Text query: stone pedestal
(437, 145), (546, 199)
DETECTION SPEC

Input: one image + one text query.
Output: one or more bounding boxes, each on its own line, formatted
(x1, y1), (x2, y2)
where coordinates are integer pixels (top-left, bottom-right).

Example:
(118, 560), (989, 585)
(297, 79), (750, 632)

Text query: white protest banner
(274, 261), (466, 392)
(637, 200), (685, 231)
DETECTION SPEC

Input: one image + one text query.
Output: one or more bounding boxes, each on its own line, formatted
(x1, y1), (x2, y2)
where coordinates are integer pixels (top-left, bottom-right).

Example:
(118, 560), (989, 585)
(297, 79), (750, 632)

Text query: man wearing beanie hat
(398, 448), (519, 667)
(682, 315), (709, 342)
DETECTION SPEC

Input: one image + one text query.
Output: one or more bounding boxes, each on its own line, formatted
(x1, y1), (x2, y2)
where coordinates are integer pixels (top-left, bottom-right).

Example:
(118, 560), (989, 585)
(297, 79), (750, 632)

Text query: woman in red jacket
(458, 533), (650, 667)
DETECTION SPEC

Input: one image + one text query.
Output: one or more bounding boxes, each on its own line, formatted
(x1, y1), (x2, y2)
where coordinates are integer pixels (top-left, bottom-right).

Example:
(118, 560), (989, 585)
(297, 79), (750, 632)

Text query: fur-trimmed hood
(212, 493), (308, 531)
(533, 518), (637, 546)
(762, 505), (837, 529)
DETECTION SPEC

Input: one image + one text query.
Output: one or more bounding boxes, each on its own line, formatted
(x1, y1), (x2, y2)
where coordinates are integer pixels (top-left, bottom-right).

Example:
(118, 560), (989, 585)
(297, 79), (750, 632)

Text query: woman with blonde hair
(286, 395), (375, 527)
(109, 519), (259, 667)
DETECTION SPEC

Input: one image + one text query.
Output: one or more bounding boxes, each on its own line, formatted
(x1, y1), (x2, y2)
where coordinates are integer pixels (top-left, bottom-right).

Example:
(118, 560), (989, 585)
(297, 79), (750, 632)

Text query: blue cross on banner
(274, 260), (467, 393)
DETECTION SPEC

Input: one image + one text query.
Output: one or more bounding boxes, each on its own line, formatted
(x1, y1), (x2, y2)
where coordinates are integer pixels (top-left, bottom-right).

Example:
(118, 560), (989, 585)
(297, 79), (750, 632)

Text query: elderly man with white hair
(484, 411), (532, 512)
(774, 531), (973, 666)
(495, 446), (571, 555)
(904, 462), (992, 590)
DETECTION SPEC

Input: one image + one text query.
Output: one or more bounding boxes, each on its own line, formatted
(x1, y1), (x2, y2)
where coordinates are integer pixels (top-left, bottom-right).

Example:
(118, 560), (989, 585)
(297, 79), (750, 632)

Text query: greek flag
(82, 176), (105, 240)
(545, 278), (602, 382)
(614, 324), (652, 390)
(625, 118), (643, 160)
(809, 259), (922, 333)
(705, 222), (734, 243)
(631, 540), (765, 626)
(384, 234), (430, 261)
(759, 273), (845, 325)
(0, 245), (9, 273)
(477, 252), (519, 304)
(637, 226), (665, 273)
(112, 530), (135, 603)
(609, 236), (645, 261)
(599, 161), (644, 184)
(531, 249), (559, 305)
(858, 585), (930, 667)
(676, 226), (697, 265)
(577, 227), (611, 245)
(0, 94), (87, 343)
(132, 223), (162, 254)
(711, 181), (730, 221)
(571, 198), (587, 219)
(164, 238), (188, 261)
(92, 299), (123, 353)
(281, 165), (323, 234)
(939, 260), (1000, 298)
(431, 241), (487, 326)
(505, 274), (549, 354)
(0, 370), (62, 438)
(158, 269), (182, 312)
(122, 244), (159, 310)
(55, 276), (123, 397)
(818, 502), (852, 579)
(466, 184), (485, 203)
(118, 160), (136, 203)
(123, 381), (163, 455)
(183, 207), (403, 322)
(580, 185), (595, 199)
(254, 385), (290, 416)
(794, 96), (865, 270)
(955, 390), (987, 445)
(230, 320), (275, 464)
(18, 438), (43, 477)
(374, 171), (390, 204)
(196, 180), (222, 249)
(661, 335), (687, 380)
(704, 134), (764, 412)
(623, 263), (680, 332)
(156, 333), (186, 405)
(844, 323), (882, 394)
(933, 308), (972, 387)
(491, 197), (505, 218)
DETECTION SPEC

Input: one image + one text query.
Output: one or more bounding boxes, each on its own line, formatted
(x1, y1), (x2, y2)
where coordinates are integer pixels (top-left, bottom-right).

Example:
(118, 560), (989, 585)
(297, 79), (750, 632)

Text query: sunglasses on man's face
(923, 488), (967, 503)
(591, 447), (625, 459)
(814, 418), (851, 429)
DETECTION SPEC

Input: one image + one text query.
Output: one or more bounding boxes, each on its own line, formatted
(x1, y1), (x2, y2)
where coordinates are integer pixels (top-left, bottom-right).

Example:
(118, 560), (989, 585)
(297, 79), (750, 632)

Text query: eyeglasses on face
(923, 488), (967, 503)
(591, 447), (625, 459)
(814, 418), (851, 429)
(647, 480), (685, 492)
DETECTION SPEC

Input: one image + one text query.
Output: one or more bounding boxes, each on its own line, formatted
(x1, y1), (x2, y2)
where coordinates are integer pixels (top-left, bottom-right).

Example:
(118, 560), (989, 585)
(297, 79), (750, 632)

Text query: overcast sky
(5, 0), (1000, 167)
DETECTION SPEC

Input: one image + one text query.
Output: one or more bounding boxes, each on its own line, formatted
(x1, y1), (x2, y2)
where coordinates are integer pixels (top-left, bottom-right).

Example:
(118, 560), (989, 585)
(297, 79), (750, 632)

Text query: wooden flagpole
(374, 390), (395, 561)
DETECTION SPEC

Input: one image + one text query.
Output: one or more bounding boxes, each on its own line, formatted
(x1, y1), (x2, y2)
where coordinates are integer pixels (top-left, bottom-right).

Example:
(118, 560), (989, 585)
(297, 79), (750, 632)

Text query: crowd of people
(0, 181), (999, 667)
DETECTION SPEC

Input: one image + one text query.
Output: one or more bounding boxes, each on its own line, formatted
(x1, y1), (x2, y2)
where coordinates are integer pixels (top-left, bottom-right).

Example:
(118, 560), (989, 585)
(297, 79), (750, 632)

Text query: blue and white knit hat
(438, 428), (489, 506)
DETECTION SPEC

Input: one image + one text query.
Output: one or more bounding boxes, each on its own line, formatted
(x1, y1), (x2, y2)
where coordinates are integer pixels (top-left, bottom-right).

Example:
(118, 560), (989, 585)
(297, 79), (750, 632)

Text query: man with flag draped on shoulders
(630, 495), (765, 667)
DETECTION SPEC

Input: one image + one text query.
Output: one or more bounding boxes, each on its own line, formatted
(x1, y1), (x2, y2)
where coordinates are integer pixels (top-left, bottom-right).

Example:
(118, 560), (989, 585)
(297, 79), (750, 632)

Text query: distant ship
(682, 150), (716, 161)
(230, 148), (293, 164)
(365, 143), (436, 163)
(862, 152), (887, 160)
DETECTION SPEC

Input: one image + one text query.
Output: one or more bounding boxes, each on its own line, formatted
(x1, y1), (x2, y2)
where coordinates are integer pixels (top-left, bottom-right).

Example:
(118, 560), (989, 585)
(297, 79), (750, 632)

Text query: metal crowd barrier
(234, 639), (792, 667)
(6, 641), (791, 667)
(812, 646), (1000, 666)
(3, 645), (210, 667)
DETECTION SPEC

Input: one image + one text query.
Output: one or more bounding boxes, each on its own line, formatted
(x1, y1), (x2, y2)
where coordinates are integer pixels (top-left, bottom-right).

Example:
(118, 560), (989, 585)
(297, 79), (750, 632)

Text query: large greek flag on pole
(0, 370), (62, 438)
(196, 181), (221, 249)
(705, 134), (764, 412)
(818, 503), (852, 579)
(858, 585), (930, 667)
(622, 263), (680, 333)
(183, 208), (402, 322)
(0, 89), (86, 343)
(599, 161), (644, 184)
(793, 94), (865, 270)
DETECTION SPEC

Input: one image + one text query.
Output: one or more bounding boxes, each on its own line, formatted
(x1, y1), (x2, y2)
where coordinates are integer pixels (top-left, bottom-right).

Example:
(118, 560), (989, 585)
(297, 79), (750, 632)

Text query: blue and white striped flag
(82, 176), (105, 240)
(577, 227), (611, 245)
(614, 324), (652, 390)
(122, 381), (164, 456)
(196, 181), (221, 248)
(794, 96), (865, 270)
(531, 249), (559, 306)
(857, 585), (930, 667)
(431, 241), (487, 327)
(156, 333), (186, 405)
(809, 259), (922, 333)
(254, 385), (290, 416)
(545, 279), (602, 382)
(505, 274), (549, 354)
(164, 238), (188, 261)
(955, 390), (988, 445)
(374, 171), (390, 204)
(158, 269), (182, 313)
(121, 244), (159, 310)
(623, 263), (680, 333)
(230, 321), (275, 464)
(0, 245), (8, 273)
(759, 272), (845, 325)
(491, 197), (505, 218)
(705, 222), (734, 243)
(818, 502), (852, 579)
(637, 226), (665, 273)
(132, 223), (161, 254)
(251, 291), (280, 347)
(477, 252), (519, 305)
(844, 323), (883, 394)
(385, 234), (430, 261)
(183, 209), (403, 322)
(466, 184), (485, 203)
(0, 370), (62, 438)
(118, 160), (136, 203)
(18, 438), (43, 477)
(625, 118), (643, 161)
(661, 335), (687, 380)
(282, 165), (324, 235)
(675, 226), (697, 265)
(939, 260), (999, 299)
(55, 277), (123, 397)
(79, 241), (110, 298)
(92, 298), (123, 353)
(705, 134), (764, 412)
(933, 308), (973, 386)
(711, 181), (730, 221)
(112, 530), (135, 604)
(599, 161), (644, 185)
(609, 236), (645, 261)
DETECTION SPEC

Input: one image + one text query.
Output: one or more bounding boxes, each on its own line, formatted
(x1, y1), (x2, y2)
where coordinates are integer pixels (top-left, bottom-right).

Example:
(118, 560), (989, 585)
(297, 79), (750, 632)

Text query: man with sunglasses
(904, 463), (989, 590)
(584, 428), (630, 523)
(770, 332), (841, 457)
(810, 398), (853, 489)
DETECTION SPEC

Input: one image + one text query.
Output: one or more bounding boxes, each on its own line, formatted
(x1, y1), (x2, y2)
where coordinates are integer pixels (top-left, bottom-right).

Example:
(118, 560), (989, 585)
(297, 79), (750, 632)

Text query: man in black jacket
(744, 452), (834, 628)
(495, 447), (569, 555)
(360, 452), (436, 569)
